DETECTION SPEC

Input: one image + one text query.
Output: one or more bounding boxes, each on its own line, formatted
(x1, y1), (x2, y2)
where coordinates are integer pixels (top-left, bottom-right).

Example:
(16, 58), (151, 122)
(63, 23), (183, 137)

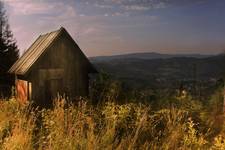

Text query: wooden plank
(39, 69), (64, 86)
(16, 79), (28, 103)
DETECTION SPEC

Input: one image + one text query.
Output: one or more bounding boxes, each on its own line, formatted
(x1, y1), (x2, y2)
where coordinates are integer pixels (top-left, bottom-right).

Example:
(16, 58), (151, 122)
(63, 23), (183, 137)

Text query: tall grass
(0, 94), (224, 150)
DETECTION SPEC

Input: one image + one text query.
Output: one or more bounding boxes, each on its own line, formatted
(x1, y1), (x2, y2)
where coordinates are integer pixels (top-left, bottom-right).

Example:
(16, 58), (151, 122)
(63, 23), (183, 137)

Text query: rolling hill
(90, 52), (212, 62)
(91, 53), (225, 89)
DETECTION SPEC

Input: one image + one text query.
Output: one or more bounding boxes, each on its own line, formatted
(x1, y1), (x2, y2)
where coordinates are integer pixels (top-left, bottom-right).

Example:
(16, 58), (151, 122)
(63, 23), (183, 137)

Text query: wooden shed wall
(25, 32), (89, 106)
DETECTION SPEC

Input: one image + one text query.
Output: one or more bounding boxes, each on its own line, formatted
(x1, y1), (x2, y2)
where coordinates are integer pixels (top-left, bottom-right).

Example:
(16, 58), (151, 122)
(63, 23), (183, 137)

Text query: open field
(0, 90), (224, 150)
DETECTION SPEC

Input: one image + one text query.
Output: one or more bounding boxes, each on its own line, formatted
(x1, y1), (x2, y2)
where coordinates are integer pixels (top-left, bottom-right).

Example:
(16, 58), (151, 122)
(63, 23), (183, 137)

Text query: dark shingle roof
(9, 27), (97, 75)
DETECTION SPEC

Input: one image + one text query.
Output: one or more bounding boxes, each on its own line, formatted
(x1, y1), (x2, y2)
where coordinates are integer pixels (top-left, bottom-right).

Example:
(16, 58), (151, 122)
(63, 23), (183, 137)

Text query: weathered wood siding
(25, 32), (89, 106)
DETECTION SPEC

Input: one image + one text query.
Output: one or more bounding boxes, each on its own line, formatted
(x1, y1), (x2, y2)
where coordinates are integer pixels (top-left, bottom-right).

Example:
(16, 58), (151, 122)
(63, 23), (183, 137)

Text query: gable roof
(9, 27), (97, 75)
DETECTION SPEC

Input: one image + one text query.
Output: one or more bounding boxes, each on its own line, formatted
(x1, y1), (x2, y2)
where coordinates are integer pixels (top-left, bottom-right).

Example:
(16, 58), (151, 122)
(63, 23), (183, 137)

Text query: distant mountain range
(90, 52), (212, 62)
(90, 52), (225, 89)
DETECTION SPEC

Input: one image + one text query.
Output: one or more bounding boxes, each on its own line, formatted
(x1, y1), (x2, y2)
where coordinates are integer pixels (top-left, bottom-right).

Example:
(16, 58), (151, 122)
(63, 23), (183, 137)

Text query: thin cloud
(4, 0), (53, 15)
(3, 0), (219, 56)
(5, 0), (207, 18)
(4, 0), (76, 17)
(79, 0), (208, 16)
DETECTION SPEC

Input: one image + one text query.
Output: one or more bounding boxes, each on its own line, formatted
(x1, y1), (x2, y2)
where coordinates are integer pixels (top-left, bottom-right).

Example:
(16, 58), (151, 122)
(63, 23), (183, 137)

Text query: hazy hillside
(90, 52), (212, 62)
(91, 53), (225, 89)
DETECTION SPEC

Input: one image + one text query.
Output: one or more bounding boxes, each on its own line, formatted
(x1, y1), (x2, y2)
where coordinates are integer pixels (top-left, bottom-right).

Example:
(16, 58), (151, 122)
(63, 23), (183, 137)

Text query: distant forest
(91, 53), (225, 99)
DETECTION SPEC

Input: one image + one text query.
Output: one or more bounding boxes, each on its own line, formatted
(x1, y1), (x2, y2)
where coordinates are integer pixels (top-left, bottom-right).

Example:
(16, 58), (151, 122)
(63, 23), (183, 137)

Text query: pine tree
(0, 1), (19, 96)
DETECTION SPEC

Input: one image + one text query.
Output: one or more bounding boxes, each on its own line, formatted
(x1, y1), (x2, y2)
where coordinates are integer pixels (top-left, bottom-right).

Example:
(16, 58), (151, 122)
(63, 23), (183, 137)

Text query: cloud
(123, 5), (151, 11)
(4, 0), (208, 18)
(92, 0), (165, 13)
(2, 0), (165, 53)
(2, 0), (215, 56)
(4, 0), (52, 15)
(3, 0), (79, 53)
(81, 0), (209, 15)
(4, 0), (77, 30)
(4, 0), (76, 17)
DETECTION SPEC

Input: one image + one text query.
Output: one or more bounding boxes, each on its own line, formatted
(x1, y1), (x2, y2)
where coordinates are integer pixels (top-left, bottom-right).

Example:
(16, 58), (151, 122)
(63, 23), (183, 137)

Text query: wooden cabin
(8, 27), (97, 106)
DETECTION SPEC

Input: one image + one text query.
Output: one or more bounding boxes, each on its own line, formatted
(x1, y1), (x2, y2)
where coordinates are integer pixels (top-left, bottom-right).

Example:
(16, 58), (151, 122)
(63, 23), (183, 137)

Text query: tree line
(0, 1), (19, 97)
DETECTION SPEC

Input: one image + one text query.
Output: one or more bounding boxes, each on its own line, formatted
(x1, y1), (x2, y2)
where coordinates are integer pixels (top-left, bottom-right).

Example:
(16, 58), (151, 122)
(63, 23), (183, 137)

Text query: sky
(3, 0), (225, 57)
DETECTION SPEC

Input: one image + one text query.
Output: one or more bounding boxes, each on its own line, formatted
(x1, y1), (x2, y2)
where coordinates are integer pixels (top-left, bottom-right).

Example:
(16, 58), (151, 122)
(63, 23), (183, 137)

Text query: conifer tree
(0, 1), (19, 95)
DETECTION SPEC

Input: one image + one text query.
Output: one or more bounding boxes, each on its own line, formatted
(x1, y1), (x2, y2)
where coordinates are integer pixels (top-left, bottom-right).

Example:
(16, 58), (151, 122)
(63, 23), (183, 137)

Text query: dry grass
(0, 96), (224, 150)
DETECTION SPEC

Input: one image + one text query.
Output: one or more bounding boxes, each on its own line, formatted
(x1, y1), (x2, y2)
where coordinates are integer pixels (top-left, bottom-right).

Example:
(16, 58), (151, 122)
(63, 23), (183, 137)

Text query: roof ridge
(40, 27), (64, 36)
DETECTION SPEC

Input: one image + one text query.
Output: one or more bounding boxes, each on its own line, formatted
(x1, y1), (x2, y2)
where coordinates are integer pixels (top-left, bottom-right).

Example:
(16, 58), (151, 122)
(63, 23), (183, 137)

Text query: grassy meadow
(0, 85), (224, 150)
